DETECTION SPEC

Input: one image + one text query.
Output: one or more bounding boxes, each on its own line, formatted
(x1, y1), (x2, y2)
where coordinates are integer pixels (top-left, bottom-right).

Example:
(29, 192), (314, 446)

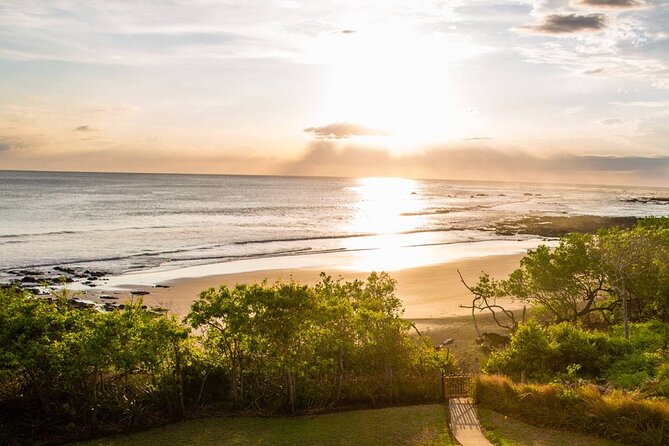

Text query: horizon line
(1, 168), (667, 191)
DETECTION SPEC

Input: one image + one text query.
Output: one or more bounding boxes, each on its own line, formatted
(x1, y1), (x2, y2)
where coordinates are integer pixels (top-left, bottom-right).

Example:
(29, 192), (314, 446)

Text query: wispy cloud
(304, 122), (384, 139)
(578, 0), (649, 9)
(73, 125), (97, 132)
(0, 136), (29, 153)
(610, 100), (669, 107)
(0, 0), (668, 178)
(282, 142), (669, 186)
(522, 13), (607, 34)
(516, 12), (669, 89)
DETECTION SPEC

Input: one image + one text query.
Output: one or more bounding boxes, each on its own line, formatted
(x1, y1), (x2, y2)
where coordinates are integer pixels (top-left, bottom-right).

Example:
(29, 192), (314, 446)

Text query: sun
(311, 25), (485, 152)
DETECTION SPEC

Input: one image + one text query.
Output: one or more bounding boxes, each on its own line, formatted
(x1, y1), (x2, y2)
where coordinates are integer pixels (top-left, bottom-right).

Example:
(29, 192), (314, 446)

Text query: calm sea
(1, 170), (668, 279)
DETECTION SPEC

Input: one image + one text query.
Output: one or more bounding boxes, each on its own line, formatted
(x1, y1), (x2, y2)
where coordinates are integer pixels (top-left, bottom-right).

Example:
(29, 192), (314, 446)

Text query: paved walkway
(449, 398), (494, 446)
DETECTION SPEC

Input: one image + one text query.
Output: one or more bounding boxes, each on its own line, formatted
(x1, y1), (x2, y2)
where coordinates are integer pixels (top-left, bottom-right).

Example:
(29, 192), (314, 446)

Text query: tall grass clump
(474, 375), (669, 446)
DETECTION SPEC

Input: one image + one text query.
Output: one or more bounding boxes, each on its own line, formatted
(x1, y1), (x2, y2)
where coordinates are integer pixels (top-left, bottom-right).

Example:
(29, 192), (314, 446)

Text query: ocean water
(1, 170), (668, 280)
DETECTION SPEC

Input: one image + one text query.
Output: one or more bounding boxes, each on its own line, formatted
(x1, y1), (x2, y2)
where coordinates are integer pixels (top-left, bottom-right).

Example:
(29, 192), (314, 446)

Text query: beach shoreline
(97, 250), (527, 320)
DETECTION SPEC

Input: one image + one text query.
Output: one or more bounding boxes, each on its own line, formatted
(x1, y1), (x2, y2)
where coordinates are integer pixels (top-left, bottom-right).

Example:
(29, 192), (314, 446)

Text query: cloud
(610, 101), (669, 108)
(602, 118), (623, 125)
(73, 125), (98, 132)
(578, 0), (648, 9)
(523, 13), (606, 34)
(303, 122), (384, 139)
(281, 142), (669, 186)
(584, 67), (606, 75)
(0, 136), (30, 153)
(341, 29), (355, 34)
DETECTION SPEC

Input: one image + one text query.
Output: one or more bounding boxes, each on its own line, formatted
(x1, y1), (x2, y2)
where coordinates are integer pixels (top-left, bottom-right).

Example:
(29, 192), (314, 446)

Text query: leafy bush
(485, 321), (666, 389)
(186, 273), (455, 412)
(0, 273), (453, 443)
(0, 288), (190, 444)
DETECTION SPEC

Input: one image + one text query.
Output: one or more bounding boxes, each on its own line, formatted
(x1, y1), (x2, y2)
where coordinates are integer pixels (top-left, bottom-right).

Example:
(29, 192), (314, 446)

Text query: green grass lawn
(478, 408), (626, 446)
(74, 404), (455, 446)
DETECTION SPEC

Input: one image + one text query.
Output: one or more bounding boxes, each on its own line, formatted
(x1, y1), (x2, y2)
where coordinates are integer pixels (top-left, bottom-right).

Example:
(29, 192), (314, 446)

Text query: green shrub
(0, 288), (192, 444)
(186, 273), (454, 412)
(485, 320), (667, 389)
(484, 321), (553, 381)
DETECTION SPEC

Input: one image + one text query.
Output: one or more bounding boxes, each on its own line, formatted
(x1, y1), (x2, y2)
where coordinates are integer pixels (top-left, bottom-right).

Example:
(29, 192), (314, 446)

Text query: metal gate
(441, 373), (474, 400)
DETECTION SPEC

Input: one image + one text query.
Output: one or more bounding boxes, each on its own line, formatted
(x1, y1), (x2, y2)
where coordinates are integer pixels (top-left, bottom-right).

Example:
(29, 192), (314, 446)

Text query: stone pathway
(449, 398), (494, 446)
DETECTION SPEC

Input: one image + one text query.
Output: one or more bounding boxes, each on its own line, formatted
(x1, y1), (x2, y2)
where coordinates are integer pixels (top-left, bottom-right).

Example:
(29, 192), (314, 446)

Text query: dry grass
(474, 375), (669, 446)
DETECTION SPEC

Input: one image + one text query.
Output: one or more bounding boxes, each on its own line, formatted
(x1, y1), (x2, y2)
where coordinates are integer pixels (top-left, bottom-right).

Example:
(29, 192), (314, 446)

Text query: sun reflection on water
(344, 177), (438, 271)
(348, 177), (424, 235)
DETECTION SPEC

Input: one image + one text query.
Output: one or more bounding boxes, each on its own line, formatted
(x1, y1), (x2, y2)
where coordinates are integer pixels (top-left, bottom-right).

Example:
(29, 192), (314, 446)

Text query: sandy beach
(105, 252), (525, 320)
(97, 251), (528, 371)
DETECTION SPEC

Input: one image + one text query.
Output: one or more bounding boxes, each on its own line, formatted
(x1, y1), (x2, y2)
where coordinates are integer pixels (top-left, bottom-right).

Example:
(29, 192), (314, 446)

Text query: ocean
(1, 170), (668, 282)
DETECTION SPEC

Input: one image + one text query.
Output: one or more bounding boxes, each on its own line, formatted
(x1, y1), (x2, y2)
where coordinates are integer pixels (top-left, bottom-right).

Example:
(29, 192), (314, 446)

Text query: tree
(186, 273), (453, 412)
(462, 233), (617, 328)
(599, 221), (669, 337)
(463, 218), (669, 336)
(0, 288), (190, 439)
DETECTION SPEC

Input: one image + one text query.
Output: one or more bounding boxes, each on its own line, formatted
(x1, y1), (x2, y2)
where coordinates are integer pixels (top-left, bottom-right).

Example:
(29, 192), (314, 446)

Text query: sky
(0, 0), (668, 185)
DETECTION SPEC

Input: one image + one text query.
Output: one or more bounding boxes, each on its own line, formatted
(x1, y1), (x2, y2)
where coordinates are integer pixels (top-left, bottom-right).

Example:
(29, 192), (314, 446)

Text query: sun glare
(342, 177), (452, 271)
(347, 177), (424, 235)
(308, 26), (485, 151)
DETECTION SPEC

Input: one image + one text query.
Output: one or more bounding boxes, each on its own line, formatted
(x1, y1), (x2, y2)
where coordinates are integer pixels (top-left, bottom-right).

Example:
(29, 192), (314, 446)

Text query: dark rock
(54, 266), (76, 275)
(131, 290), (150, 296)
(84, 269), (107, 278)
(437, 339), (454, 349)
(14, 269), (43, 276)
(494, 215), (638, 238)
(622, 196), (669, 204)
(70, 299), (95, 309)
(103, 303), (119, 311)
(477, 332), (511, 348)
(20, 276), (38, 283)
(154, 284), (170, 288)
